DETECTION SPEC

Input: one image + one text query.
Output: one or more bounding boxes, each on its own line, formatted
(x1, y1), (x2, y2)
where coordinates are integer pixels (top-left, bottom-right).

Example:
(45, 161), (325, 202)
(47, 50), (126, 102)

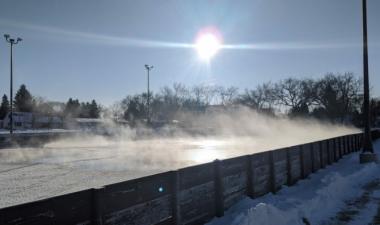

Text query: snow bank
(208, 140), (380, 225)
(346, 190), (380, 225)
(239, 165), (378, 225)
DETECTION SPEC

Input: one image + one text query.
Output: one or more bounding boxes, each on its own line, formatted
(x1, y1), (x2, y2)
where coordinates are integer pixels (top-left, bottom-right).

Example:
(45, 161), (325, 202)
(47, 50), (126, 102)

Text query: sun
(195, 28), (222, 61)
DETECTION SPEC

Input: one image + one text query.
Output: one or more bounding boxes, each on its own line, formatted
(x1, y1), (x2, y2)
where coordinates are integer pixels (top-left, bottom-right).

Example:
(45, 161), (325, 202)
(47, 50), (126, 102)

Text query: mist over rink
(0, 108), (359, 208)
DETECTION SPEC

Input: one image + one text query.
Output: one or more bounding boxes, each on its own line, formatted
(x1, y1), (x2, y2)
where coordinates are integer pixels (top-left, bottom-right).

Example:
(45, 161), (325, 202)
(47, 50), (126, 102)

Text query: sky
(0, 0), (379, 106)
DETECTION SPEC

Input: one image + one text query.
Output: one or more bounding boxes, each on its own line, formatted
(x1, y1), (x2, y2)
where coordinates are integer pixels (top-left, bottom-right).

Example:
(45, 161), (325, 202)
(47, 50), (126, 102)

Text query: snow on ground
(344, 189), (380, 225)
(207, 140), (380, 225)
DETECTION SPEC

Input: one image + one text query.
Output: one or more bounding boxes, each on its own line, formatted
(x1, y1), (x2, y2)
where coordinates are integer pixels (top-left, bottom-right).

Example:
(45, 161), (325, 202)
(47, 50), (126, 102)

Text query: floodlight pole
(145, 64), (153, 124)
(360, 0), (377, 163)
(4, 34), (22, 135)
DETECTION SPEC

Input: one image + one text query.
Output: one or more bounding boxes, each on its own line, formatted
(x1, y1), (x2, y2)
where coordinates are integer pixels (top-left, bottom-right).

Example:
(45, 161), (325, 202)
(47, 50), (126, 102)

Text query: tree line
(114, 72), (380, 127)
(1, 73), (379, 127)
(0, 84), (101, 120)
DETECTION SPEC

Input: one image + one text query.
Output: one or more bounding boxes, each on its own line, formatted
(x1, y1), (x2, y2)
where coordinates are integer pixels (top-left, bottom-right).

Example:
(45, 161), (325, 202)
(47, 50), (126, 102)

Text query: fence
(0, 130), (379, 225)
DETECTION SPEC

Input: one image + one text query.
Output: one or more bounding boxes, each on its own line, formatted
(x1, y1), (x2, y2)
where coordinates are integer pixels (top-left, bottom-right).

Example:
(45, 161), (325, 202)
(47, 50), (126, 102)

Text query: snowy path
(207, 140), (380, 225)
(323, 179), (380, 225)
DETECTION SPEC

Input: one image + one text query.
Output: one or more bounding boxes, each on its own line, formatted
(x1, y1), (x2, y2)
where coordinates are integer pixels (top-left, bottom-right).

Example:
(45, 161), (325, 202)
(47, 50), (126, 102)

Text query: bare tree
(275, 78), (315, 116)
(191, 84), (217, 106)
(216, 86), (239, 106)
(109, 101), (124, 120)
(173, 83), (190, 106)
(313, 73), (362, 122)
(237, 82), (277, 112)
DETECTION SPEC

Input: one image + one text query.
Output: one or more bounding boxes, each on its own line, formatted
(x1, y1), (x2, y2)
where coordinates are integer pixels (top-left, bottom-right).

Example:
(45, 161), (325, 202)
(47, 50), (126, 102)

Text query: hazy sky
(0, 0), (379, 106)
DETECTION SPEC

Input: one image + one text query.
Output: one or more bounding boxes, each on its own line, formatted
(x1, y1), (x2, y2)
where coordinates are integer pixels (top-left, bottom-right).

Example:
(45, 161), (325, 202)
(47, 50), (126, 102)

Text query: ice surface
(0, 126), (359, 208)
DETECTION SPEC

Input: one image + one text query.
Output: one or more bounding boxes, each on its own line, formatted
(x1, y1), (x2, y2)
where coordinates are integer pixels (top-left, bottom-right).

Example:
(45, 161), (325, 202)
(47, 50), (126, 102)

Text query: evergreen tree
(79, 102), (90, 118)
(89, 100), (100, 118)
(0, 94), (10, 119)
(64, 98), (81, 117)
(123, 95), (147, 121)
(14, 84), (34, 112)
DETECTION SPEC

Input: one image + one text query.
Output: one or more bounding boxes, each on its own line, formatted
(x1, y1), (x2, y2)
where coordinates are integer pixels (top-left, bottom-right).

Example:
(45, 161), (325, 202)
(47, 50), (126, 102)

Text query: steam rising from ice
(0, 107), (358, 172)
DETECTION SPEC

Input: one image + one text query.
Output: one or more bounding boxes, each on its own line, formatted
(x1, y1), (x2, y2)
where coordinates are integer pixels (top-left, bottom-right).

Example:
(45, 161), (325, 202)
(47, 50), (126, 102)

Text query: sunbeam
(0, 19), (194, 49)
(222, 42), (364, 50)
(2, 20), (374, 52)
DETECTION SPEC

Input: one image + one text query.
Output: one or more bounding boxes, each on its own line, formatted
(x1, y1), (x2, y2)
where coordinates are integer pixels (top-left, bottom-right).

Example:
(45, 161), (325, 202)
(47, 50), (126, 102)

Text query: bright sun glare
(195, 30), (222, 61)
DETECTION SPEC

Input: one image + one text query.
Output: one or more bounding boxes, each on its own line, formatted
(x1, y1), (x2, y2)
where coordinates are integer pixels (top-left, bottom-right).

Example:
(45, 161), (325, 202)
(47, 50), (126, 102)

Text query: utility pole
(4, 34), (22, 135)
(144, 64), (153, 124)
(359, 0), (377, 163)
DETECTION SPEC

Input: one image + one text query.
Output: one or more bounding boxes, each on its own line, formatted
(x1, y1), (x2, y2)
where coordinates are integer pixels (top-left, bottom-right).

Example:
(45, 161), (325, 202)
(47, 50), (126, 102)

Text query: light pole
(144, 64), (153, 124)
(4, 34), (22, 135)
(359, 0), (377, 163)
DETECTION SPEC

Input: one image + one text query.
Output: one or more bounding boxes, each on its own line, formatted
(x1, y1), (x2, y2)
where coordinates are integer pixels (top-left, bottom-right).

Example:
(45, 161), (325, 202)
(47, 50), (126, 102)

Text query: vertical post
(144, 64), (153, 124)
(310, 144), (315, 172)
(355, 135), (359, 151)
(286, 148), (292, 186)
(213, 160), (224, 217)
(246, 155), (254, 199)
(269, 151), (276, 193)
(332, 138), (338, 162)
(300, 145), (305, 179)
(10, 42), (13, 134)
(350, 135), (354, 153)
(347, 136), (350, 153)
(342, 136), (346, 155)
(326, 140), (331, 165)
(357, 134), (360, 151)
(92, 187), (104, 225)
(360, 133), (363, 148)
(171, 170), (180, 225)
(4, 35), (22, 135)
(361, 0), (374, 154)
(339, 137), (343, 158)
(319, 142), (324, 168)
(147, 69), (150, 123)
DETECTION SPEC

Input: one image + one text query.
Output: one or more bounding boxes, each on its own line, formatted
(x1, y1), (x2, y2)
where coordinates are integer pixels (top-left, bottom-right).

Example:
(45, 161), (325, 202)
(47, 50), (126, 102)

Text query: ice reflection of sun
(191, 139), (226, 163)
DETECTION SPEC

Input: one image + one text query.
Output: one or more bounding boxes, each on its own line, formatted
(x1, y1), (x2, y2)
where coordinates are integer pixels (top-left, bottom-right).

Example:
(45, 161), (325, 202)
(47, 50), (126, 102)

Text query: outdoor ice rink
(0, 129), (356, 209)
